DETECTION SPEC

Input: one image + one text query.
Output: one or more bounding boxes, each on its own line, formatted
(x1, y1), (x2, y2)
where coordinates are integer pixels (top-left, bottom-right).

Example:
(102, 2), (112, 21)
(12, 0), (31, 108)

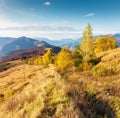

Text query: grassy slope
(0, 48), (120, 118)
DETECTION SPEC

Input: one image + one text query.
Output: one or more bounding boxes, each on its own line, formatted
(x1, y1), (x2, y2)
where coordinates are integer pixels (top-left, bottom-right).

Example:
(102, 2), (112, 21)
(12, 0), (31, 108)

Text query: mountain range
(0, 37), (15, 50)
(0, 37), (61, 62)
(0, 37), (55, 54)
(35, 37), (81, 48)
(0, 33), (120, 59)
(0, 36), (81, 57)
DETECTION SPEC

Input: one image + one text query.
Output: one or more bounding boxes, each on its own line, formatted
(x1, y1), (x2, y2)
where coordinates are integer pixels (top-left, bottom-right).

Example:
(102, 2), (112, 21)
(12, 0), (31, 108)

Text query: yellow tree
(55, 48), (73, 70)
(107, 36), (117, 49)
(94, 36), (117, 53)
(80, 24), (94, 59)
(33, 56), (43, 65)
(42, 48), (52, 65)
(79, 24), (98, 70)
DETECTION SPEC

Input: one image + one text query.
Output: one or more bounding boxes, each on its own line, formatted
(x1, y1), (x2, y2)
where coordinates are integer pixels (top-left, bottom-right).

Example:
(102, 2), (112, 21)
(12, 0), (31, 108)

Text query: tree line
(26, 24), (117, 71)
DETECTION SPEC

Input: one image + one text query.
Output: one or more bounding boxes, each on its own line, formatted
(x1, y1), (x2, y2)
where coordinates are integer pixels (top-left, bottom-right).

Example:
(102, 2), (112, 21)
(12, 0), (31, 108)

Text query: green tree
(74, 45), (83, 68)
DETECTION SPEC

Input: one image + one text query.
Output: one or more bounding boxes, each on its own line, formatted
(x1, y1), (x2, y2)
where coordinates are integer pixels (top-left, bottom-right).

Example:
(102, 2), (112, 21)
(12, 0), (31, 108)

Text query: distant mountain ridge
(35, 37), (81, 48)
(1, 46), (61, 62)
(0, 36), (55, 56)
(114, 33), (120, 47)
(0, 37), (61, 62)
(0, 33), (120, 57)
(0, 36), (82, 57)
(0, 37), (15, 49)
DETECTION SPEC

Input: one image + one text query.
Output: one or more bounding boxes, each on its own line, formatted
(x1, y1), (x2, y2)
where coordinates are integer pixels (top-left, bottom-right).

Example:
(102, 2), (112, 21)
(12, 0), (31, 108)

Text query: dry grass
(92, 48), (120, 77)
(0, 48), (120, 118)
(68, 48), (120, 118)
(0, 62), (80, 118)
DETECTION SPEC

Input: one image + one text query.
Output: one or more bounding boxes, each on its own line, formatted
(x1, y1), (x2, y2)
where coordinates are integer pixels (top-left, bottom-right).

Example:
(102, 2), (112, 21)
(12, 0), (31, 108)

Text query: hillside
(0, 37), (61, 62)
(0, 37), (54, 55)
(0, 37), (15, 49)
(0, 46), (61, 62)
(0, 48), (120, 118)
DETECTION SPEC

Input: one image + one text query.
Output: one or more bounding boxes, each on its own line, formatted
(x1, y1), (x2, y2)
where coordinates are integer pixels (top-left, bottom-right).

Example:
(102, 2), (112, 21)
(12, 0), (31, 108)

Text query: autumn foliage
(26, 24), (117, 71)
(26, 48), (52, 65)
(94, 35), (117, 53)
(42, 48), (52, 65)
(55, 48), (73, 70)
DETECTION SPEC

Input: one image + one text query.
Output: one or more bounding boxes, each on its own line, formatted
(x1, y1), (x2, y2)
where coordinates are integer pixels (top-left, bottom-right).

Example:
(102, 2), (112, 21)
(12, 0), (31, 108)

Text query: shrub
(92, 64), (117, 78)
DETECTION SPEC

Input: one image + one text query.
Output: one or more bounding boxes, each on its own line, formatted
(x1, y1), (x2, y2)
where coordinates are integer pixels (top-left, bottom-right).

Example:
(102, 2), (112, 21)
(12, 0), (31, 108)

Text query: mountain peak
(18, 36), (27, 39)
(0, 37), (57, 56)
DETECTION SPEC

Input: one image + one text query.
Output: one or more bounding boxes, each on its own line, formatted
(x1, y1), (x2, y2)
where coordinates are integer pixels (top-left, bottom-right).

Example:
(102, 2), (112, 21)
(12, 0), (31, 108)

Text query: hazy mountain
(0, 36), (55, 55)
(113, 33), (120, 47)
(0, 36), (61, 62)
(1, 46), (61, 62)
(35, 37), (82, 48)
(36, 34), (120, 48)
(0, 37), (15, 49)
(0, 33), (120, 57)
(0, 37), (81, 54)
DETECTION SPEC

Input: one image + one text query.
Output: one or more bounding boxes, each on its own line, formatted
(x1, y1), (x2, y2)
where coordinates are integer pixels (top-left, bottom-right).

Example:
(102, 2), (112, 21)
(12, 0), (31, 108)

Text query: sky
(0, 0), (120, 40)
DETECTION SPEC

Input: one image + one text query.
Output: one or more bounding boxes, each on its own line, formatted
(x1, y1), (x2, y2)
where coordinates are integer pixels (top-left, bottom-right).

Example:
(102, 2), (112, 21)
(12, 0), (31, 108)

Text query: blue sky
(0, 0), (120, 39)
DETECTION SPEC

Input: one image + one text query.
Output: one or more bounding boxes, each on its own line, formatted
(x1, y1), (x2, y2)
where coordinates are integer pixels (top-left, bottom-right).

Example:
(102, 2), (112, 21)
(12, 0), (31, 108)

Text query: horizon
(0, 33), (119, 41)
(0, 0), (120, 40)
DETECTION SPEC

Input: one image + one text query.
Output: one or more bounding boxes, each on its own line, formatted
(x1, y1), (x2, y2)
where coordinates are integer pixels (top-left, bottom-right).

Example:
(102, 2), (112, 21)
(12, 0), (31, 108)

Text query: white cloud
(0, 24), (81, 39)
(85, 13), (95, 17)
(43, 1), (51, 6)
(0, 25), (78, 31)
(0, 30), (82, 40)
